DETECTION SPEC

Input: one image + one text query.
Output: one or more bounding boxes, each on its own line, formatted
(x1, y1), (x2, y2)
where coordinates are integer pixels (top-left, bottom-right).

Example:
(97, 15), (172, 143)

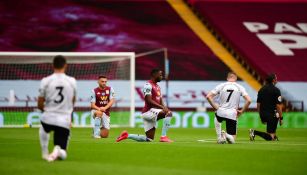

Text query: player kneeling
(91, 75), (115, 139)
(38, 55), (77, 162)
(116, 68), (173, 143)
(207, 72), (251, 144)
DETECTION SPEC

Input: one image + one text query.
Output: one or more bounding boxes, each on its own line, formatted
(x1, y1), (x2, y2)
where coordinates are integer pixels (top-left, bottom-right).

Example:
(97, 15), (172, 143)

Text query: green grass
(1, 128), (307, 175)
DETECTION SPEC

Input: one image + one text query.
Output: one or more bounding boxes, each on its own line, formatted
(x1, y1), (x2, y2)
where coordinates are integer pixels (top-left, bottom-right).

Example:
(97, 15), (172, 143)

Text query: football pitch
(1, 128), (307, 175)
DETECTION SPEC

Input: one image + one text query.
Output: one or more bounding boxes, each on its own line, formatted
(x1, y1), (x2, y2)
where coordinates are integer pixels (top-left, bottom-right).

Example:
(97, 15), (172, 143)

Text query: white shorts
(141, 108), (162, 132)
(216, 108), (237, 121)
(91, 110), (110, 130)
(41, 112), (71, 130)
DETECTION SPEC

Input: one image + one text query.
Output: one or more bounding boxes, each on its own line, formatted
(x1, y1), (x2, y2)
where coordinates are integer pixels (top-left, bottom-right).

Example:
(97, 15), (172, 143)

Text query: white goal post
(0, 52), (135, 128)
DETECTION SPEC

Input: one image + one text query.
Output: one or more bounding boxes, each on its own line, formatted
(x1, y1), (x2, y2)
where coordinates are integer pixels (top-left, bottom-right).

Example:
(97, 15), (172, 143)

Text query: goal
(0, 52), (135, 128)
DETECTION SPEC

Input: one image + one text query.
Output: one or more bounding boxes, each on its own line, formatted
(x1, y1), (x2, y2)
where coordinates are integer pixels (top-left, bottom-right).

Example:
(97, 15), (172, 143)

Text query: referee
(249, 73), (283, 141)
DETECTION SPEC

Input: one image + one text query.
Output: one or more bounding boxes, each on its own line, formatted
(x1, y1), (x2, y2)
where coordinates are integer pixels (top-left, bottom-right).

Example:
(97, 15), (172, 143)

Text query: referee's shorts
(260, 112), (279, 134)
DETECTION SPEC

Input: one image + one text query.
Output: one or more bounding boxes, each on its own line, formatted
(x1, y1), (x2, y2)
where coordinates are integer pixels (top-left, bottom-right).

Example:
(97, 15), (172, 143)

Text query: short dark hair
(150, 68), (161, 77)
(53, 55), (66, 69)
(98, 75), (107, 79)
(227, 71), (237, 78)
(265, 73), (276, 84)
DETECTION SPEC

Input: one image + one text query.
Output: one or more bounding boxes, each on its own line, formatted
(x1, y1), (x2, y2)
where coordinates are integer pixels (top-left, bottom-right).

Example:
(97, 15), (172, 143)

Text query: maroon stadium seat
(188, 0), (307, 81)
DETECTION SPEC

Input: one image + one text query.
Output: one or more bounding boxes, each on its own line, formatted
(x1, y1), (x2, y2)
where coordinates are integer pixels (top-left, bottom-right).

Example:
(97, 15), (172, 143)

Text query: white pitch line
(195, 138), (307, 146)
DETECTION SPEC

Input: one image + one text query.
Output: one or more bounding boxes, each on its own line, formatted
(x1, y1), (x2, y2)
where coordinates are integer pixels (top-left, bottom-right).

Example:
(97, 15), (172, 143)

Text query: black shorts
(260, 113), (279, 133)
(41, 122), (70, 150)
(215, 113), (237, 135)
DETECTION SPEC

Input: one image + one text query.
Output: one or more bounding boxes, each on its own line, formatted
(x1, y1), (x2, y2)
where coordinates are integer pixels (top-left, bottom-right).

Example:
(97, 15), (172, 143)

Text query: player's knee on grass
(58, 149), (67, 160)
(145, 128), (156, 140)
(100, 128), (109, 138)
(228, 135), (236, 144)
(269, 133), (277, 140)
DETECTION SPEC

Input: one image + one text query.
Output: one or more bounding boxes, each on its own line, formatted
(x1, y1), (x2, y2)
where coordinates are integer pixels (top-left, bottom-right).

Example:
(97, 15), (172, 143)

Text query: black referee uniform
(257, 83), (282, 133)
(250, 73), (283, 141)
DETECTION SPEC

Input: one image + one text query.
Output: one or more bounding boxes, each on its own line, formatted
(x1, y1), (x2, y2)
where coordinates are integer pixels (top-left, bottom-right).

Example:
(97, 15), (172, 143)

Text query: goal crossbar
(0, 52), (136, 127)
(0, 52), (135, 64)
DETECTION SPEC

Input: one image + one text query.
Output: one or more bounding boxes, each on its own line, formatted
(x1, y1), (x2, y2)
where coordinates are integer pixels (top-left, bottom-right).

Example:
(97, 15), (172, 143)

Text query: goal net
(0, 52), (135, 128)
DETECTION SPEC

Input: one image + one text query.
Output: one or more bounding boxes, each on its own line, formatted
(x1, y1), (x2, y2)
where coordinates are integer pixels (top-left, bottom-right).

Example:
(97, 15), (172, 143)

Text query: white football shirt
(39, 73), (77, 129)
(211, 82), (248, 120)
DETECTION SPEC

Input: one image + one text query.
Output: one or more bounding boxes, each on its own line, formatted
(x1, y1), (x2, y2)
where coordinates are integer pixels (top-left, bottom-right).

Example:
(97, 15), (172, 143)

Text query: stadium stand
(186, 0), (307, 111)
(187, 0), (307, 82)
(0, 0), (306, 111)
(0, 0), (231, 80)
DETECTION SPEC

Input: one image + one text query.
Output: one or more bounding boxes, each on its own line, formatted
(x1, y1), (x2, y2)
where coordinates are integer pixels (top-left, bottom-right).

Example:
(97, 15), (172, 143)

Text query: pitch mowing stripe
(167, 0), (261, 91)
(113, 141), (307, 146)
(1, 139), (307, 146)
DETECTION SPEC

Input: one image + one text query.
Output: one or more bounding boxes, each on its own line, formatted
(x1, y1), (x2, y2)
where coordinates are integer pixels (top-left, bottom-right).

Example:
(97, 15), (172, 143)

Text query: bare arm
(237, 95), (252, 116)
(37, 97), (45, 112)
(91, 102), (101, 111)
(72, 96), (76, 105)
(145, 95), (167, 112)
(102, 98), (115, 111)
(160, 97), (171, 114)
(160, 97), (165, 107)
(206, 92), (219, 110)
(276, 103), (283, 126)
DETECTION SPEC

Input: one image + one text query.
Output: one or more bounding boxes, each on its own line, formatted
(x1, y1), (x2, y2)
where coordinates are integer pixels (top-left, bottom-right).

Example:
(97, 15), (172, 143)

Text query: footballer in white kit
(207, 72), (251, 144)
(38, 55), (77, 162)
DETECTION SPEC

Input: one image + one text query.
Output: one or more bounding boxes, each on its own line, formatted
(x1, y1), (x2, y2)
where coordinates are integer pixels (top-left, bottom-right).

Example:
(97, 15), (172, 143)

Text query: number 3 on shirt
(54, 86), (64, 103)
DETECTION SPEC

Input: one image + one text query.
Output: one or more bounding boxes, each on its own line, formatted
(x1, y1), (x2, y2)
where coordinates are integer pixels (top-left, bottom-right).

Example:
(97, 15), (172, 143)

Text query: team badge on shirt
(278, 96), (282, 102)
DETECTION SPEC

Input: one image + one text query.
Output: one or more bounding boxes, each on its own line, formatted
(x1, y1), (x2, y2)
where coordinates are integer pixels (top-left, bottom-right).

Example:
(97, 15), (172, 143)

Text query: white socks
(214, 117), (222, 140)
(161, 117), (171, 136)
(39, 126), (49, 159)
(94, 117), (101, 138)
(127, 134), (149, 142)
